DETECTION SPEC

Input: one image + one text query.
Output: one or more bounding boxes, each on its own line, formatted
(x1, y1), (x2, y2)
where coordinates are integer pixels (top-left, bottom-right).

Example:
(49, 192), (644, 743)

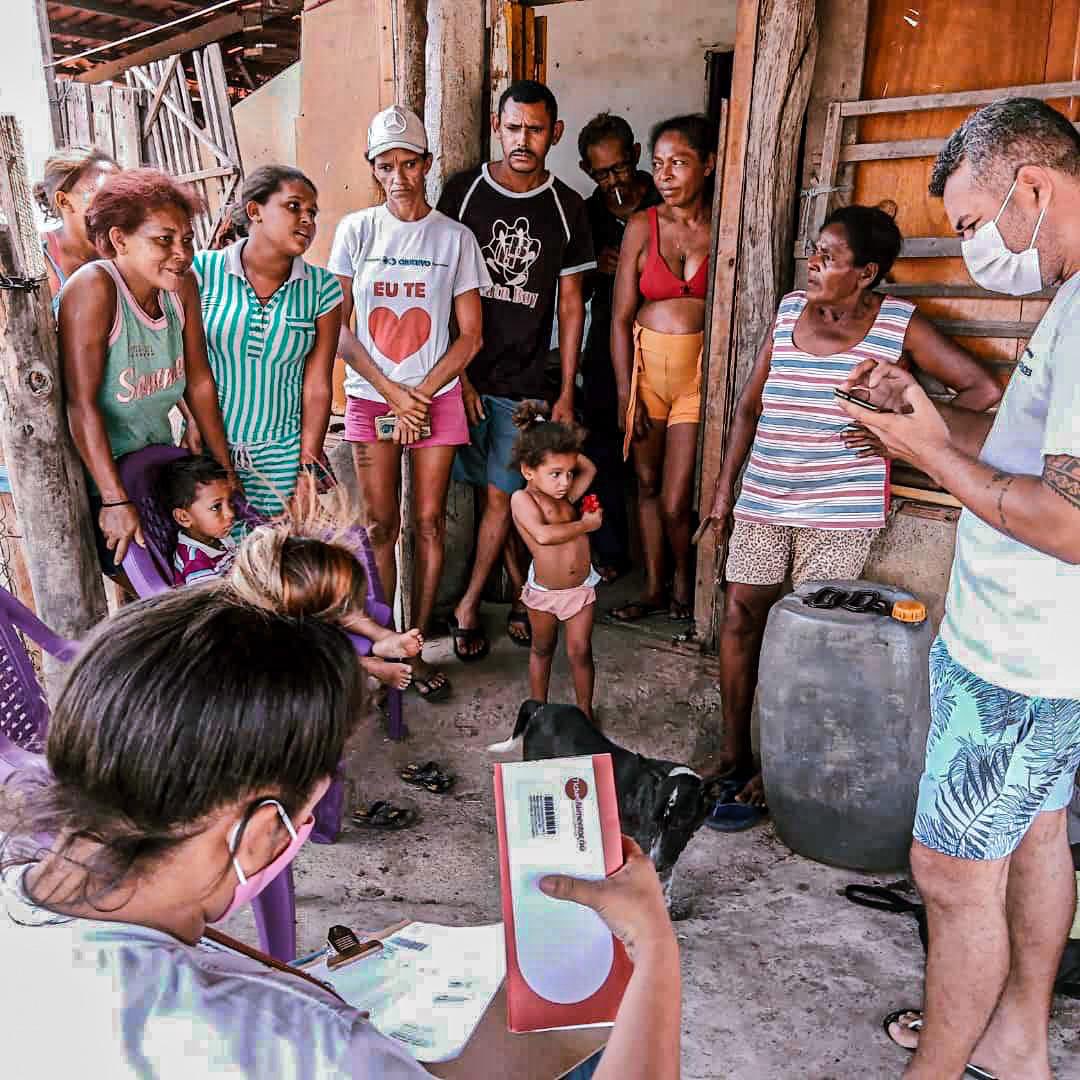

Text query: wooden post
(692, 0), (761, 647)
(423, 0), (485, 615)
(32, 0), (64, 147)
(0, 116), (106, 685)
(393, 0), (428, 629)
(693, 0), (818, 651)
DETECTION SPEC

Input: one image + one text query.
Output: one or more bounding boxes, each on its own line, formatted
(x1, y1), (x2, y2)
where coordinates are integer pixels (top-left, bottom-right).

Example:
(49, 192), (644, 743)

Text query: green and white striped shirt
(192, 241), (342, 515)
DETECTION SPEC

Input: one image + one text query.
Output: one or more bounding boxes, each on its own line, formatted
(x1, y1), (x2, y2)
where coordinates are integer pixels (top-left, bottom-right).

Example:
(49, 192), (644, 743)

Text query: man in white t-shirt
(838, 98), (1080, 1080)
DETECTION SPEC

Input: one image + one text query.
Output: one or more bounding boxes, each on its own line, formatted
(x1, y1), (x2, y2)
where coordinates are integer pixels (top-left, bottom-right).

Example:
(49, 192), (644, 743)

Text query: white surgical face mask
(960, 178), (1048, 296)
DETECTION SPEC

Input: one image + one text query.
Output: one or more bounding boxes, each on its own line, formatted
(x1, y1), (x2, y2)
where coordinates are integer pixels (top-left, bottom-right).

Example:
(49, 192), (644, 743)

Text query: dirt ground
(218, 591), (1080, 1079)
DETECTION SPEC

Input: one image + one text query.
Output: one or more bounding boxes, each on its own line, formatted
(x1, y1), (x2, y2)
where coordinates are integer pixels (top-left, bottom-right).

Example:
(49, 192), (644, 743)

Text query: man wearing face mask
(838, 98), (1080, 1080)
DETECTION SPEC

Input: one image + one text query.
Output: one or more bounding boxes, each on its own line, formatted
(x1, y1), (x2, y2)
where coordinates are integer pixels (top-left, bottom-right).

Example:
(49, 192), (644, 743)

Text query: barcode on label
(529, 792), (557, 838)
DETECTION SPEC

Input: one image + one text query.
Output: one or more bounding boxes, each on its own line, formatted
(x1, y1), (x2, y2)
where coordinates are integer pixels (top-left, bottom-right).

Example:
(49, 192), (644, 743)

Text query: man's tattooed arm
(1043, 454), (1080, 512)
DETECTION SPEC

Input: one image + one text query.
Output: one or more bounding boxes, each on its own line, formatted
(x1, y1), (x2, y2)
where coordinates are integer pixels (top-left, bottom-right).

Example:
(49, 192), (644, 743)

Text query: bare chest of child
(524, 490), (594, 591)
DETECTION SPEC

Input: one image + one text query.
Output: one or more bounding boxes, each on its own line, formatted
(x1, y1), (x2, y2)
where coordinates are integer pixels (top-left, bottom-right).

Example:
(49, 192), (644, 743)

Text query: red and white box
(493, 754), (633, 1033)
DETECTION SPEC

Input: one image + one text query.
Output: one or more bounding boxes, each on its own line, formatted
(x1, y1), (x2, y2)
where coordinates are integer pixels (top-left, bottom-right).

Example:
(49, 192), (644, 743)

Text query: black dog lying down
(489, 700), (720, 900)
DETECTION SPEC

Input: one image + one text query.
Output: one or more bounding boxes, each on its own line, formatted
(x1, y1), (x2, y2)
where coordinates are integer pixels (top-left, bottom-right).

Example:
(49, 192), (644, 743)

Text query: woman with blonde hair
(35, 145), (119, 312)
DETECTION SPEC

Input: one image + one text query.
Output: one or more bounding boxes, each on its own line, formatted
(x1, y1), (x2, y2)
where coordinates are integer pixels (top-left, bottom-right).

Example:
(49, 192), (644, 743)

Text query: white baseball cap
(366, 105), (428, 160)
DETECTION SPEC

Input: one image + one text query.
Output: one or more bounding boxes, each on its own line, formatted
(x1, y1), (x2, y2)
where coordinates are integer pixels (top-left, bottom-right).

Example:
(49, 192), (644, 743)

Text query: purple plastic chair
(0, 586), (78, 784)
(116, 446), (406, 961)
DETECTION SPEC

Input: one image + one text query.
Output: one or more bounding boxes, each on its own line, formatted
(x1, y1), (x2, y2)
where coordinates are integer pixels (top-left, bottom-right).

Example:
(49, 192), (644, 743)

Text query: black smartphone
(833, 387), (883, 412)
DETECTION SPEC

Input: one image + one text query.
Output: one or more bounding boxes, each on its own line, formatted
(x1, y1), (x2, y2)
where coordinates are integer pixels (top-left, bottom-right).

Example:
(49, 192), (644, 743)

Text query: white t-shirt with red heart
(328, 204), (491, 401)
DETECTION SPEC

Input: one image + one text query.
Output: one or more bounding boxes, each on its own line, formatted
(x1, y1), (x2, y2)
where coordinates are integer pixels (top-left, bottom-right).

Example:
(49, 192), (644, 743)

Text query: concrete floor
(216, 591), (1080, 1079)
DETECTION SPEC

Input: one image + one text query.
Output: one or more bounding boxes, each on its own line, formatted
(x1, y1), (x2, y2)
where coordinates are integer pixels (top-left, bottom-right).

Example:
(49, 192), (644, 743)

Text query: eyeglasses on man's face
(589, 161), (634, 184)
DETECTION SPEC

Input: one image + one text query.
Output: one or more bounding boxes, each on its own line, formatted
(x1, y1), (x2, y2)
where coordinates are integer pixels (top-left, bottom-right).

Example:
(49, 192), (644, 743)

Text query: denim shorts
(452, 394), (526, 495)
(914, 637), (1080, 861)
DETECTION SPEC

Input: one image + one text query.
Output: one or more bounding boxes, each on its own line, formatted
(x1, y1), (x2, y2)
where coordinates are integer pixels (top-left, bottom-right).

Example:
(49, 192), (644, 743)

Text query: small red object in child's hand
(582, 495), (600, 513)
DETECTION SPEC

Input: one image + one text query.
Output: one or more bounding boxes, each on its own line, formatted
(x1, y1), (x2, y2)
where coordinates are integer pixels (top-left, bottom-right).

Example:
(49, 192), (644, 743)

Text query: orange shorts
(623, 324), (703, 458)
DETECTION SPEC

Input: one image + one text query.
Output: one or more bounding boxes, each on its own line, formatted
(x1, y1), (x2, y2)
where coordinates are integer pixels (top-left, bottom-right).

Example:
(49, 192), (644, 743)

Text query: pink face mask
(213, 799), (314, 923)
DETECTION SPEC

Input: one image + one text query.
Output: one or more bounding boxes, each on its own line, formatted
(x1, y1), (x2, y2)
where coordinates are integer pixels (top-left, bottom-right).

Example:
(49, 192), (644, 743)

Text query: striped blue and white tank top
(733, 290), (915, 530)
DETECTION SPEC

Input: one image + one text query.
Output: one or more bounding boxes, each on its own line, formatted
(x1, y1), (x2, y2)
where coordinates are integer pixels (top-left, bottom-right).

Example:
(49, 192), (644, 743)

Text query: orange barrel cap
(891, 599), (927, 624)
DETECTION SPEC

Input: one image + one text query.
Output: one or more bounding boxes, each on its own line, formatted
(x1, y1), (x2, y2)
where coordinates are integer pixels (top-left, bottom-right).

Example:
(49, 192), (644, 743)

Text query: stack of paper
(305, 921), (506, 1063)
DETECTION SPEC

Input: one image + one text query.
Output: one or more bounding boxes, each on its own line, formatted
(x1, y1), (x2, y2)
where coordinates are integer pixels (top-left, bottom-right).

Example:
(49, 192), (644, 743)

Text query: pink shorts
(520, 565), (601, 622)
(344, 382), (468, 448)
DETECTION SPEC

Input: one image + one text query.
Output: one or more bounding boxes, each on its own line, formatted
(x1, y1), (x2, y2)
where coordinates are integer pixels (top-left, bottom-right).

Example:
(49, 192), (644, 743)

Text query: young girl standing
(509, 402), (601, 720)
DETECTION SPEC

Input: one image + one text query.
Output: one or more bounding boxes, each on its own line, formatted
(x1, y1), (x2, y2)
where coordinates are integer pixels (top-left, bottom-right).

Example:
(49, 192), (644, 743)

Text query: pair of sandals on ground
(352, 760), (456, 831)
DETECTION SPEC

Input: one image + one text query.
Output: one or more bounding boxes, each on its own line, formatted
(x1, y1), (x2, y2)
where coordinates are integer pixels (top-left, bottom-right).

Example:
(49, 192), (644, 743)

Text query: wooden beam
(0, 115), (106, 681)
(52, 26), (120, 44)
(841, 121), (1080, 163)
(53, 1), (171, 23)
(34, 0), (65, 146)
(692, 0), (761, 647)
(141, 52), (182, 136)
(933, 319), (1036, 339)
(840, 78), (1080, 117)
(877, 282), (1058, 300)
(73, 12), (244, 84)
(796, 236), (963, 259)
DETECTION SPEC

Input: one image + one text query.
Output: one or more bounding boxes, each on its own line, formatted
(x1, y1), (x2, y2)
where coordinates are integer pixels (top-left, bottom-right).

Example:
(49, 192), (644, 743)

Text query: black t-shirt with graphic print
(437, 163), (596, 400)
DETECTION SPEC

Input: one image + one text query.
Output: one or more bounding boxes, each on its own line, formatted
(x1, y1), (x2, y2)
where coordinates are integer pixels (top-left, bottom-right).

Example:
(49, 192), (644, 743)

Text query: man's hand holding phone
(835, 359), (952, 471)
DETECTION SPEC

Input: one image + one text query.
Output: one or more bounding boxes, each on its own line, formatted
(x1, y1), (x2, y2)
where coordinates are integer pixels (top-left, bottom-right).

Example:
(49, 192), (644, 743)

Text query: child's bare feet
(373, 628), (424, 659)
(360, 656), (413, 690)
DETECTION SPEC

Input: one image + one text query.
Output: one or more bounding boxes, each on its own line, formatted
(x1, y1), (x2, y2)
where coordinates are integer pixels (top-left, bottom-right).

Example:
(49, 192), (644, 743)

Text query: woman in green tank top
(60, 169), (231, 574)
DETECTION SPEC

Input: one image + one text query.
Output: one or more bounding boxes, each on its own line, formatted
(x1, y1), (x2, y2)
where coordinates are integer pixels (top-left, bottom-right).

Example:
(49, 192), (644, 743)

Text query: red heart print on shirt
(368, 307), (432, 363)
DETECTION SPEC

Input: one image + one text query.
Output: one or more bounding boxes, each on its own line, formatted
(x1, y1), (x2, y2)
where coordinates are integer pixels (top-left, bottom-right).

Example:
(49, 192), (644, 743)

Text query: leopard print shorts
(724, 520), (879, 587)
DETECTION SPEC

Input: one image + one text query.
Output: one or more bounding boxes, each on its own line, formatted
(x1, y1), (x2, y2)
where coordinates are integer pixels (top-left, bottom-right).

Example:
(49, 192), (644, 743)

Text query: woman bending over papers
(0, 562), (680, 1079)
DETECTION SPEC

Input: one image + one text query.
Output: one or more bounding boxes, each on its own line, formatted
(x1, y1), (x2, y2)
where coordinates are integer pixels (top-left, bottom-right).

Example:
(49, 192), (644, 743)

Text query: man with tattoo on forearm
(839, 99), (1080, 1080)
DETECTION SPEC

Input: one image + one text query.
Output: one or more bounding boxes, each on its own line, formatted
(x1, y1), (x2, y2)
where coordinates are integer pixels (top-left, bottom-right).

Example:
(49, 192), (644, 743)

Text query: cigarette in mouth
(615, 189), (623, 206)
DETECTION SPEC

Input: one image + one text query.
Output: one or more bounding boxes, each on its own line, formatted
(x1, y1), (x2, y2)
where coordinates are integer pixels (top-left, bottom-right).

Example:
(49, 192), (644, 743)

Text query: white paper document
(305, 921), (506, 1063)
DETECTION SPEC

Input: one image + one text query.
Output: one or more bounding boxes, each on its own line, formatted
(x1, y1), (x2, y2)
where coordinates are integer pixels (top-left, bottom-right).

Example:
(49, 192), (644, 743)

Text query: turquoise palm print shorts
(914, 637), (1080, 861)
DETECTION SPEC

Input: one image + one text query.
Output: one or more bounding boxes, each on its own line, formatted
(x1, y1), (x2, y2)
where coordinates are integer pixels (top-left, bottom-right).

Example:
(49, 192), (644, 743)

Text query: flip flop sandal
(882, 1010), (999, 1080)
(506, 609), (532, 647)
(401, 761), (441, 781)
(609, 600), (667, 623)
(351, 800), (417, 830)
(668, 600), (692, 621)
(410, 669), (452, 703)
(447, 614), (490, 663)
(400, 761), (455, 794)
(704, 799), (768, 832)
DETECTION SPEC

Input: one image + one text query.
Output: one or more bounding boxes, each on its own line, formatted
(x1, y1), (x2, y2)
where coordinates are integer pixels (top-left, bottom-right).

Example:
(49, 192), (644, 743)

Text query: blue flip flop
(705, 772), (768, 832)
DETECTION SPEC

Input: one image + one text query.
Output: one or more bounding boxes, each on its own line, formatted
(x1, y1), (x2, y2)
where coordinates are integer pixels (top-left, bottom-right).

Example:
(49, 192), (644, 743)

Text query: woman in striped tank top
(702, 204), (1001, 829)
(62, 170), (232, 580)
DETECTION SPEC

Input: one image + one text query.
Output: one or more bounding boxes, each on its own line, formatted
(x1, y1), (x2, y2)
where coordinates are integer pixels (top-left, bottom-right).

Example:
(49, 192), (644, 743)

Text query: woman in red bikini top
(610, 113), (715, 622)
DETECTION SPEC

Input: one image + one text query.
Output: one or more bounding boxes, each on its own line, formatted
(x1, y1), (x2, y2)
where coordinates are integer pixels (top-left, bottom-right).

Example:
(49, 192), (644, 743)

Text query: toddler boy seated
(160, 455), (237, 586)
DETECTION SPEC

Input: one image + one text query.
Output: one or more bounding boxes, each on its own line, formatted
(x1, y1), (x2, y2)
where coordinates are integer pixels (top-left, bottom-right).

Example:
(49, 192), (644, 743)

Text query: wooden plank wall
(852, 0), (1080, 389)
(56, 80), (142, 168)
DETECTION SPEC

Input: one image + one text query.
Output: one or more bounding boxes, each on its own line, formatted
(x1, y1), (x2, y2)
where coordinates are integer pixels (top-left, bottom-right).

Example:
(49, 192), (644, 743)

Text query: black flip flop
(352, 800), (417, 830)
(609, 600), (667, 623)
(506, 608), (532, 647)
(447, 614), (490, 663)
(400, 761), (455, 794)
(882, 1009), (999, 1080)
(410, 667), (451, 703)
